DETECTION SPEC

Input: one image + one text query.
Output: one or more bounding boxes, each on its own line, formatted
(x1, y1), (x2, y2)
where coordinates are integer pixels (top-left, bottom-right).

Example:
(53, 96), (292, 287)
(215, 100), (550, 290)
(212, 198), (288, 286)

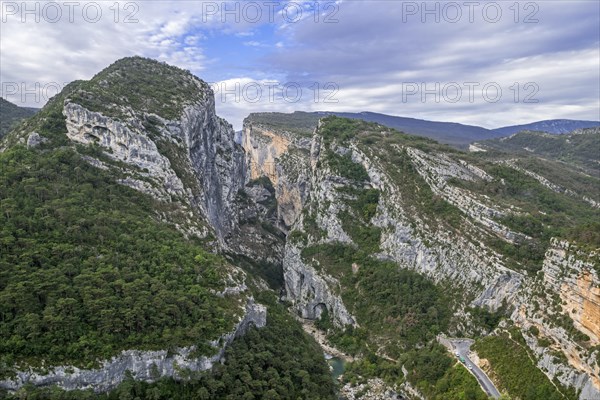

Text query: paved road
(449, 339), (501, 399)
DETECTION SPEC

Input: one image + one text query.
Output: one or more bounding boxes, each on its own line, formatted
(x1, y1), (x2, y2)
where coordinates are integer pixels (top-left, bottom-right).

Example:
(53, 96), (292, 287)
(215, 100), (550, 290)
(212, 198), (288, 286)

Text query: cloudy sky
(1, 0), (599, 130)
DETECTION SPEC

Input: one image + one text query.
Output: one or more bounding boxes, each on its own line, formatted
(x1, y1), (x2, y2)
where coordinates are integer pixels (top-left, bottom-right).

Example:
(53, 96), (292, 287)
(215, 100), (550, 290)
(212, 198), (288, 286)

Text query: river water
(326, 356), (346, 380)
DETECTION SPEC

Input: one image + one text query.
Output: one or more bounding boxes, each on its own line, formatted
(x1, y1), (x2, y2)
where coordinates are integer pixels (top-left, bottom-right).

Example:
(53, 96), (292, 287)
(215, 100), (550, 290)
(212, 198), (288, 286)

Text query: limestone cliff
(3, 59), (599, 398)
(242, 114), (599, 399)
(0, 58), (277, 394)
(0, 299), (267, 392)
(512, 239), (600, 398)
(61, 64), (284, 265)
(242, 118), (523, 328)
(242, 116), (312, 229)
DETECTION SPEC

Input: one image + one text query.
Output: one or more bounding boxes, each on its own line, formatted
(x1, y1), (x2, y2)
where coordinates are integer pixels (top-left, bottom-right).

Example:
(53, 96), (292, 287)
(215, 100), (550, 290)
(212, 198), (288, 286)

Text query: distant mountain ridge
(473, 127), (600, 175)
(0, 97), (38, 138)
(247, 111), (600, 148)
(316, 111), (496, 147)
(491, 119), (600, 136)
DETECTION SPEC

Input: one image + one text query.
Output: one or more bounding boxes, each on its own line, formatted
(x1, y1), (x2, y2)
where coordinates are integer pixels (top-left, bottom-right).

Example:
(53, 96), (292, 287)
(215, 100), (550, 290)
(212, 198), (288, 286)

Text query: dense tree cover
(302, 243), (451, 358)
(246, 112), (320, 138)
(429, 362), (489, 400)
(473, 332), (577, 400)
(342, 344), (487, 400)
(318, 115), (440, 149)
(0, 145), (240, 372)
(469, 306), (507, 334)
(319, 116), (364, 143)
(2, 81), (79, 150)
(402, 343), (452, 387)
(325, 150), (370, 182)
(3, 294), (336, 400)
(334, 187), (382, 253)
(567, 222), (600, 268)
(515, 157), (600, 204)
(401, 344), (488, 400)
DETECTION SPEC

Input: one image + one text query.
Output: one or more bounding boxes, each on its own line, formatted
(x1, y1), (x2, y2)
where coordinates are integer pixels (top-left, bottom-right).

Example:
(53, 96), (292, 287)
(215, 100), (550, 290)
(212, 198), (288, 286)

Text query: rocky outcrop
(284, 242), (356, 327)
(2, 70), (282, 394)
(266, 124), (524, 327)
(406, 147), (525, 242)
(512, 239), (600, 399)
(241, 120), (348, 321)
(178, 101), (246, 241)
(64, 102), (186, 199)
(520, 330), (600, 400)
(242, 119), (312, 229)
(0, 300), (266, 393)
(501, 159), (600, 209)
(339, 378), (403, 400)
(64, 93), (250, 245)
(356, 145), (522, 312)
(63, 86), (284, 263)
(26, 131), (47, 148)
(279, 131), (359, 326)
(542, 240), (600, 344)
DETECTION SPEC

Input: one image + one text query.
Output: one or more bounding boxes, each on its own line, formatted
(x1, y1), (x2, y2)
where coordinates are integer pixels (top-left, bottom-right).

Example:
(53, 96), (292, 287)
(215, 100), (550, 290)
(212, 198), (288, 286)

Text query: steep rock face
(357, 145), (523, 311)
(243, 119), (525, 327)
(64, 102), (186, 200)
(63, 79), (283, 262)
(64, 92), (247, 244)
(280, 135), (359, 325)
(0, 300), (267, 392)
(241, 120), (356, 325)
(512, 239), (600, 398)
(180, 100), (246, 241)
(543, 241), (600, 344)
(1, 60), (286, 395)
(284, 242), (356, 326)
(242, 118), (312, 229)
(406, 147), (525, 242)
(243, 115), (600, 398)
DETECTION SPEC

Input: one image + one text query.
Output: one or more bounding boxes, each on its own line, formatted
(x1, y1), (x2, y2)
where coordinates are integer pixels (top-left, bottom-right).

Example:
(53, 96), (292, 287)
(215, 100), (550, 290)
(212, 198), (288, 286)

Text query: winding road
(449, 339), (501, 399)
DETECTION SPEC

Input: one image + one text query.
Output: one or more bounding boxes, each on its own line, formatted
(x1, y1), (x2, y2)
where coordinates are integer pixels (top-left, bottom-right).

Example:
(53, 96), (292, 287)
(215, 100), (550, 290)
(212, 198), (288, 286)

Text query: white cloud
(1, 0), (598, 131)
(0, 1), (221, 106)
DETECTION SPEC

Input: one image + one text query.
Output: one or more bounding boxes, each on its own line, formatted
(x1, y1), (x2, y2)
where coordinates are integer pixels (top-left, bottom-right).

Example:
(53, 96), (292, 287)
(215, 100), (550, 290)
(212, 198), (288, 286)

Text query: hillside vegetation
(475, 129), (600, 174)
(0, 97), (37, 138)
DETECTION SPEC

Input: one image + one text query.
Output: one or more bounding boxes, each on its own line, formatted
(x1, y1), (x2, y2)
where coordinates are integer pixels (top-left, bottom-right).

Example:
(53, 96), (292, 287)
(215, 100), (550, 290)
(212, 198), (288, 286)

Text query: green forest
(2, 294), (336, 400)
(0, 145), (240, 371)
(473, 331), (577, 400)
